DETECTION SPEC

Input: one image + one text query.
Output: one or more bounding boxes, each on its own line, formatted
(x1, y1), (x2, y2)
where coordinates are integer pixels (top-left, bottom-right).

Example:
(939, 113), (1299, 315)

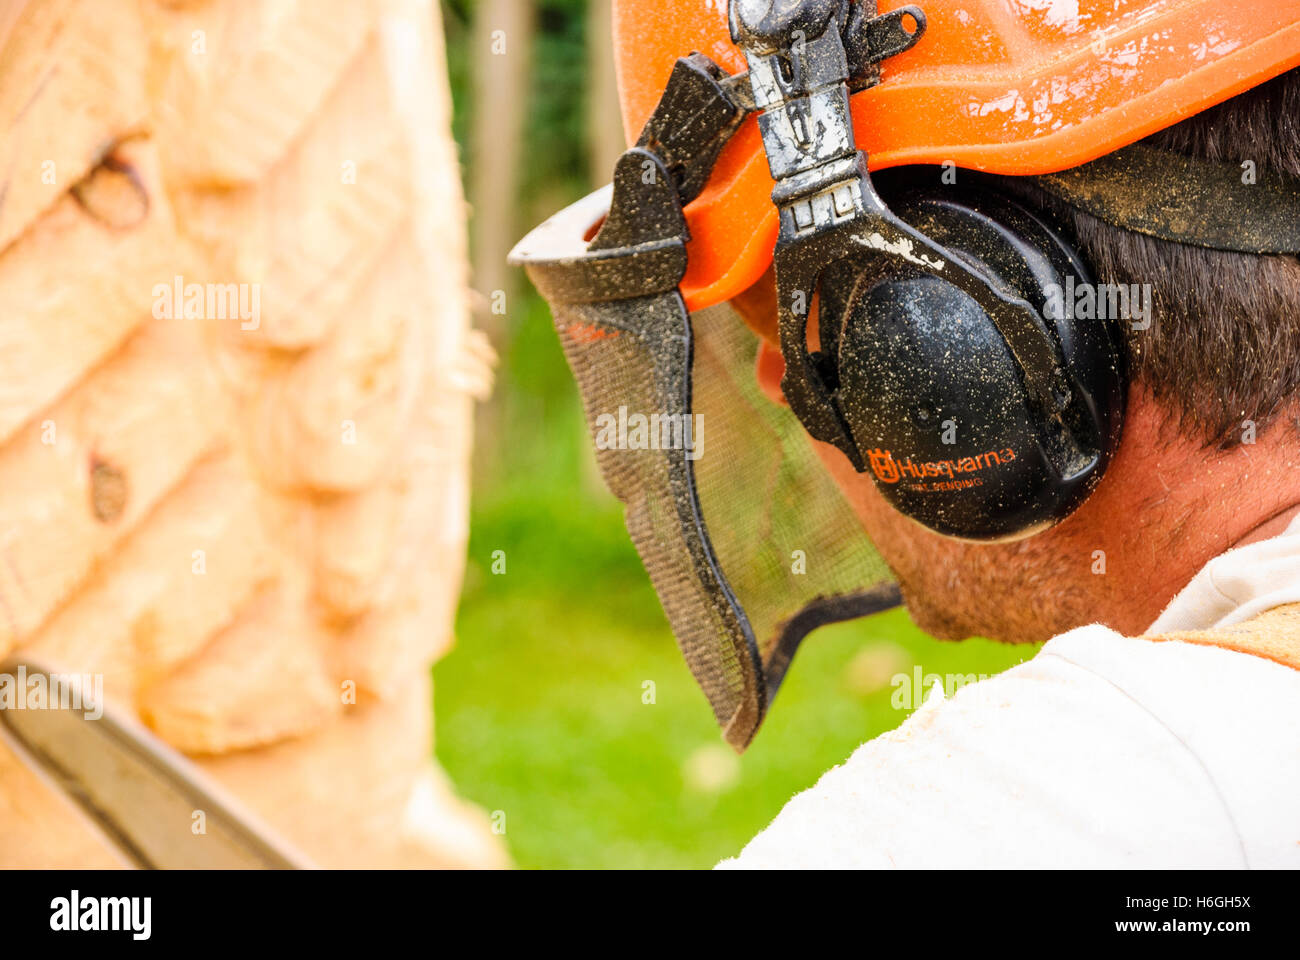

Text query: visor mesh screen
(551, 296), (896, 747)
(554, 294), (760, 739)
(689, 304), (896, 681)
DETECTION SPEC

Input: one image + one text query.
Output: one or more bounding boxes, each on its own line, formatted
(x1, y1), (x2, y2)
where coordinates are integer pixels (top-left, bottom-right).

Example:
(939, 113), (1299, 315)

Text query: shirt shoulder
(719, 624), (1300, 869)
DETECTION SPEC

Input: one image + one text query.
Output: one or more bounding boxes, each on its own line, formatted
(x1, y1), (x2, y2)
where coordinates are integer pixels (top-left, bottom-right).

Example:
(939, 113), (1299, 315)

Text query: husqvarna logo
(867, 446), (1018, 491)
(868, 448), (901, 484)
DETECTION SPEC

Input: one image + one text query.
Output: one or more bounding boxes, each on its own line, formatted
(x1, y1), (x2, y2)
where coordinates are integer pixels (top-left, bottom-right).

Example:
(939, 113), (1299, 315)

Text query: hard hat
(614, 0), (1300, 311)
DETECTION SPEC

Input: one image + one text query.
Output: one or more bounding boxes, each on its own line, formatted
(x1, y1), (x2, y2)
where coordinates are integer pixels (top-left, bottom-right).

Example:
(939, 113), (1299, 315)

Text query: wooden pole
(587, 0), (626, 188)
(468, 0), (536, 345)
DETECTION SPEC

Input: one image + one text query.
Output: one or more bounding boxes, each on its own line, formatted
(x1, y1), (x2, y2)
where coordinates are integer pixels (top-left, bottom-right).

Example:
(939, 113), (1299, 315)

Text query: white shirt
(718, 516), (1300, 869)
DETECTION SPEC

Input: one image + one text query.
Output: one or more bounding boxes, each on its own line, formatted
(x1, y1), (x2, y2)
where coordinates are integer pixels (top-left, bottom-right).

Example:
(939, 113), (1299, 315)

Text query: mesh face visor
(510, 45), (901, 750)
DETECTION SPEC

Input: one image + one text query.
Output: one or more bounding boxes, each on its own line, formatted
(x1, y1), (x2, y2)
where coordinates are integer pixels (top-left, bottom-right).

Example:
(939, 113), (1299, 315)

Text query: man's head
(518, 1), (1300, 745)
(735, 68), (1300, 643)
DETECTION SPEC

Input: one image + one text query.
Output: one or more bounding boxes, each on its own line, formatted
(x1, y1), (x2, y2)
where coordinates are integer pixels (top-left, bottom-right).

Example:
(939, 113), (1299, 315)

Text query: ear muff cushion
(833, 186), (1126, 541)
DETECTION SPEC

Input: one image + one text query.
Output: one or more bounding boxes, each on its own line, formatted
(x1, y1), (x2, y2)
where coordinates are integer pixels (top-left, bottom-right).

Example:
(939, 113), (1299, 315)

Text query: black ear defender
(728, 1), (1126, 543)
(831, 178), (1127, 541)
(829, 139), (1300, 542)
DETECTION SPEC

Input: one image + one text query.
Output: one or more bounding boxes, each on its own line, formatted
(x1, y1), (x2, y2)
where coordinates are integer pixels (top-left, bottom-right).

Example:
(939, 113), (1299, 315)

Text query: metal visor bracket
(730, 0), (1095, 476)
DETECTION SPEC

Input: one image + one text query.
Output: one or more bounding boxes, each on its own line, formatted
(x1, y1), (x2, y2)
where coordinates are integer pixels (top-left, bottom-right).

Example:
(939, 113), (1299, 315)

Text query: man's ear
(755, 338), (787, 407)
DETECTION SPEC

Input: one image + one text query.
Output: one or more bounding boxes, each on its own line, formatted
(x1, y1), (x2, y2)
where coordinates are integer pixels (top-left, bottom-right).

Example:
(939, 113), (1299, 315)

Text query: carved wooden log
(0, 0), (502, 869)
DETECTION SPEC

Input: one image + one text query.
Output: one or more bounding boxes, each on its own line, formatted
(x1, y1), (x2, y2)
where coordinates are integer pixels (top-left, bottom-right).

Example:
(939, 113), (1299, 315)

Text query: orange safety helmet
(613, 0), (1300, 312)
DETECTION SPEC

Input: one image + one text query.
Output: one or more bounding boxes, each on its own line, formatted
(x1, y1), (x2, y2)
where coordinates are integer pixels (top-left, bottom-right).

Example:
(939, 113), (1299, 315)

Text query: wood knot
(90, 457), (128, 522)
(71, 143), (150, 229)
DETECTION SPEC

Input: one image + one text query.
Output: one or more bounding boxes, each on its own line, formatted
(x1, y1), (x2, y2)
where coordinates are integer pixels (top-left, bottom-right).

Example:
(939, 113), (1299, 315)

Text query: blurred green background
(434, 0), (1034, 869)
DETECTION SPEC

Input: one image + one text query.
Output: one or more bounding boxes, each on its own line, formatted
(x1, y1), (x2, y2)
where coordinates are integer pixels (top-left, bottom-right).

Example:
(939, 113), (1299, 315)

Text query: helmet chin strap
(1029, 143), (1300, 255)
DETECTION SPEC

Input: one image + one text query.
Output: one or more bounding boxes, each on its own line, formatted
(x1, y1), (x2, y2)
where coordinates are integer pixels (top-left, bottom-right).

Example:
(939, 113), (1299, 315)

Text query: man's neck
(1094, 395), (1300, 632)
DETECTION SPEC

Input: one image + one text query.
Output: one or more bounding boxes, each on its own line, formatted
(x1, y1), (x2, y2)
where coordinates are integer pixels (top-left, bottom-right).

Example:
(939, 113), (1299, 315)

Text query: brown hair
(1009, 68), (1300, 449)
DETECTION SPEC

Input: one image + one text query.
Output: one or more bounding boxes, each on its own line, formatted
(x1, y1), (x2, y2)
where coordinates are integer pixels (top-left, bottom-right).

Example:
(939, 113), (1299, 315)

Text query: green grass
(436, 411), (1036, 869)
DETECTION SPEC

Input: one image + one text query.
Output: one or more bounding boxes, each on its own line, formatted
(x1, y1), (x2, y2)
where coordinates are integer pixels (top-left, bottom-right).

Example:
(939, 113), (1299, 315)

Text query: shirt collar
(1148, 513), (1300, 634)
